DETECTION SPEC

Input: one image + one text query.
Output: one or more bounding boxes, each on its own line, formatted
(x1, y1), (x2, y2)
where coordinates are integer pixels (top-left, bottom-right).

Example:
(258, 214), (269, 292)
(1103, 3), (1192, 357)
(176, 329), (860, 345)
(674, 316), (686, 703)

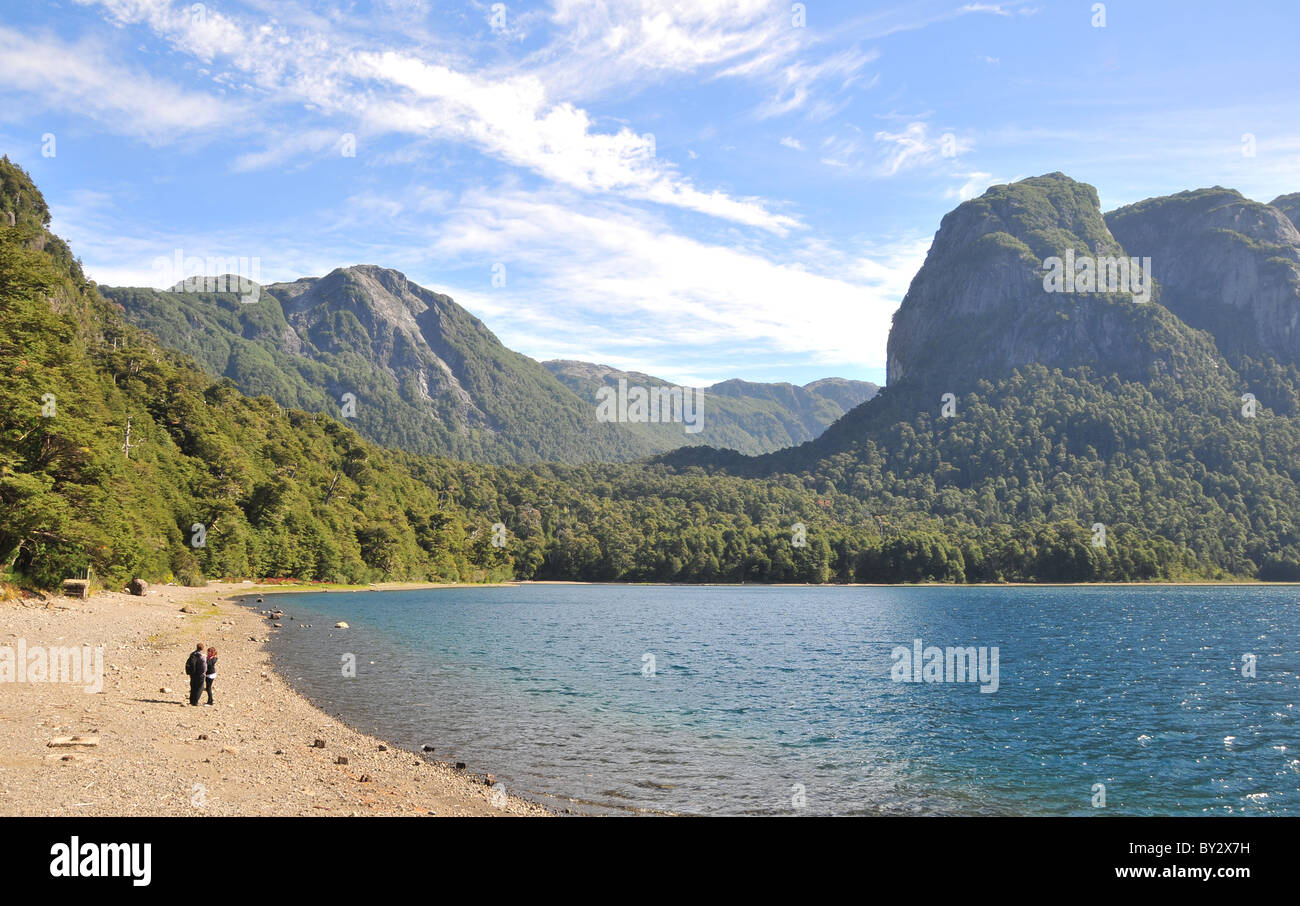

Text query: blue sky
(2, 0), (1298, 387)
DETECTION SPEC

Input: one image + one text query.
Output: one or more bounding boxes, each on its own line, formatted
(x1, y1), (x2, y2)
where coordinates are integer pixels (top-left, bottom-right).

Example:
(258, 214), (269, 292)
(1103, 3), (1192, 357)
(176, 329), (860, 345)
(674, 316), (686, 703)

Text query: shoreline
(0, 581), (550, 817)
(223, 577), (1297, 592)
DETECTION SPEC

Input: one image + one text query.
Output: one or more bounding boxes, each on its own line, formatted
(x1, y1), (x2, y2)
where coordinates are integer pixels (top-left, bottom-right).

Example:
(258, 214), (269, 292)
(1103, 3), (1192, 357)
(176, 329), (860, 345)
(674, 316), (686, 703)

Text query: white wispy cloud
(873, 121), (970, 176)
(424, 187), (924, 373)
(67, 0), (804, 232)
(738, 46), (880, 121)
(944, 170), (1012, 201)
(0, 25), (247, 144)
(353, 50), (802, 231)
(534, 1), (877, 122)
(231, 129), (347, 172)
(539, 0), (792, 94)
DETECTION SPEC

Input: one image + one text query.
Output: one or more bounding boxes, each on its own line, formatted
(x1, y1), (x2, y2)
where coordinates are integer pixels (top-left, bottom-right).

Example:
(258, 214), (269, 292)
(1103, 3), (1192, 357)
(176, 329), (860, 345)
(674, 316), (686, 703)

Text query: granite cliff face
(884, 173), (1219, 392)
(1268, 192), (1300, 232)
(1106, 188), (1300, 365)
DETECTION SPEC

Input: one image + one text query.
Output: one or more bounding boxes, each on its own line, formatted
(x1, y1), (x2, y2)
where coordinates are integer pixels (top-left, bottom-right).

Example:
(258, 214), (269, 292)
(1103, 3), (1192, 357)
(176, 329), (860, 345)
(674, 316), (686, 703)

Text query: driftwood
(47, 736), (99, 748)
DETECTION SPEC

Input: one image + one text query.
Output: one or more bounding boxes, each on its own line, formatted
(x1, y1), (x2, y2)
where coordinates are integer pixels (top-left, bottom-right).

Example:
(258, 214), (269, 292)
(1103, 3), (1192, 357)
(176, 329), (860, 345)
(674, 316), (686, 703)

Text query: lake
(247, 584), (1298, 815)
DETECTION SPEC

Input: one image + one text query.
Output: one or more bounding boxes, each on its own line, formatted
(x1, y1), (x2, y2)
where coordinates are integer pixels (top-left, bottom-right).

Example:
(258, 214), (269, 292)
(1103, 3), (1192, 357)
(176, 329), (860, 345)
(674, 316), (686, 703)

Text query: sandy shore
(0, 581), (549, 817)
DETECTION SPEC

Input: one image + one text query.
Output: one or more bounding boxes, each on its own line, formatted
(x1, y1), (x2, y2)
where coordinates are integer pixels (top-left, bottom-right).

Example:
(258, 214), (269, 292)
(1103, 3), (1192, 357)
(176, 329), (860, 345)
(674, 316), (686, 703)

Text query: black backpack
(185, 651), (200, 676)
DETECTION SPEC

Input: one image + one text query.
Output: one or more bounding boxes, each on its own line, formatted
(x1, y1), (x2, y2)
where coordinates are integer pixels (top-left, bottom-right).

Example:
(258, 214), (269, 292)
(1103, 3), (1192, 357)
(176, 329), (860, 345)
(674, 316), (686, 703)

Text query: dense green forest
(4, 158), (1300, 591)
(0, 159), (510, 590)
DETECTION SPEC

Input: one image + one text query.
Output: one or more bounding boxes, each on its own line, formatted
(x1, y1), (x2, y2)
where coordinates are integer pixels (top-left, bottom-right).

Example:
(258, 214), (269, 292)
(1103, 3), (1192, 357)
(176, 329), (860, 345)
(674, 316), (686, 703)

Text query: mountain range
(7, 156), (1300, 589)
(102, 271), (876, 463)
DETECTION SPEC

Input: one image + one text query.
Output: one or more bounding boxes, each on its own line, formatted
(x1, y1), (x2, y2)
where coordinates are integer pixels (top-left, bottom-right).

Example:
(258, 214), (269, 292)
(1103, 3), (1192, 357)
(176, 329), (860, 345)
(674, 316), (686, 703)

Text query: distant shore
(188, 577), (1298, 595)
(523, 579), (1296, 587)
(173, 578), (1298, 596)
(0, 581), (549, 817)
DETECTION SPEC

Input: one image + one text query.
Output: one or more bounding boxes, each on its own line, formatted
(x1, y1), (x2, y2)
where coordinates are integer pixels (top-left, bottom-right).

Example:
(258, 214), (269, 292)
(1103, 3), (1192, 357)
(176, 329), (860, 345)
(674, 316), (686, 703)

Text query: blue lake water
(247, 584), (1299, 815)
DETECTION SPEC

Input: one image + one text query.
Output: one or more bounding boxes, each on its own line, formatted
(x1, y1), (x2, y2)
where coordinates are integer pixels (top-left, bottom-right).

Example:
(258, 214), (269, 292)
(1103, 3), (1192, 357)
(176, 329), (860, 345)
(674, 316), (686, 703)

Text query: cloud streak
(0, 25), (247, 144)
(69, 0), (802, 231)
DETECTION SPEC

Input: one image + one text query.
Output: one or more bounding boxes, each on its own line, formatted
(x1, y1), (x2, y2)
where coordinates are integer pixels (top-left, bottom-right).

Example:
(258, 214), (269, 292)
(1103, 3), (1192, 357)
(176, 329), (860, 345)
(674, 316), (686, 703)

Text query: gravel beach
(0, 582), (549, 817)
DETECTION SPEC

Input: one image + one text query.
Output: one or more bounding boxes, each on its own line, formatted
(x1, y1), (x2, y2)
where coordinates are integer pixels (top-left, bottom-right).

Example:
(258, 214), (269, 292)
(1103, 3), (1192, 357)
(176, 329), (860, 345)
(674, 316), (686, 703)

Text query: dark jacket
(185, 650), (206, 680)
(205, 656), (218, 679)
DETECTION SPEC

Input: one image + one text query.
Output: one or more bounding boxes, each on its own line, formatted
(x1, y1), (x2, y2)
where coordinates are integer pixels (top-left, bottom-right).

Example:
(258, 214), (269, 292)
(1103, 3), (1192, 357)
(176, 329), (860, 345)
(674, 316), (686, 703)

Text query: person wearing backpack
(185, 643), (207, 706)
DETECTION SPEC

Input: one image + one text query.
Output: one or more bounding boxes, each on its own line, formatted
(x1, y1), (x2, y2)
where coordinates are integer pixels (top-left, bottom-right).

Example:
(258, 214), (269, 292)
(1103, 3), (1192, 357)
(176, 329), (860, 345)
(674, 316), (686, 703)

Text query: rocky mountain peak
(885, 173), (1207, 390)
(1106, 188), (1300, 365)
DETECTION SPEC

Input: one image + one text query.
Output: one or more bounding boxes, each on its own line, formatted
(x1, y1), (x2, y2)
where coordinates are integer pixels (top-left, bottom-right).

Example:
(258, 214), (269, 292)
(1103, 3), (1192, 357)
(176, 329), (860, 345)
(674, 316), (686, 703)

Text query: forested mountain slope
(655, 174), (1300, 581)
(0, 158), (510, 589)
(104, 273), (871, 463)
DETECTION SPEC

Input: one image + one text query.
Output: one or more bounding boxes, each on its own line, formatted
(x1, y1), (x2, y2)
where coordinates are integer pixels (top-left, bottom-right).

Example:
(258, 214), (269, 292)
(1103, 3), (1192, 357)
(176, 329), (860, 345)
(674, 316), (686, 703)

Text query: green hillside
(103, 273), (873, 463)
(543, 360), (877, 455)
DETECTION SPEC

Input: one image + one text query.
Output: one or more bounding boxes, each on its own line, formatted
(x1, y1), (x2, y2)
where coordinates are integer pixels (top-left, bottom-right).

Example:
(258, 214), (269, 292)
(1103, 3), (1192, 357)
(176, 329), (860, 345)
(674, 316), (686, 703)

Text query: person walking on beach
(204, 647), (218, 706)
(185, 643), (206, 706)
